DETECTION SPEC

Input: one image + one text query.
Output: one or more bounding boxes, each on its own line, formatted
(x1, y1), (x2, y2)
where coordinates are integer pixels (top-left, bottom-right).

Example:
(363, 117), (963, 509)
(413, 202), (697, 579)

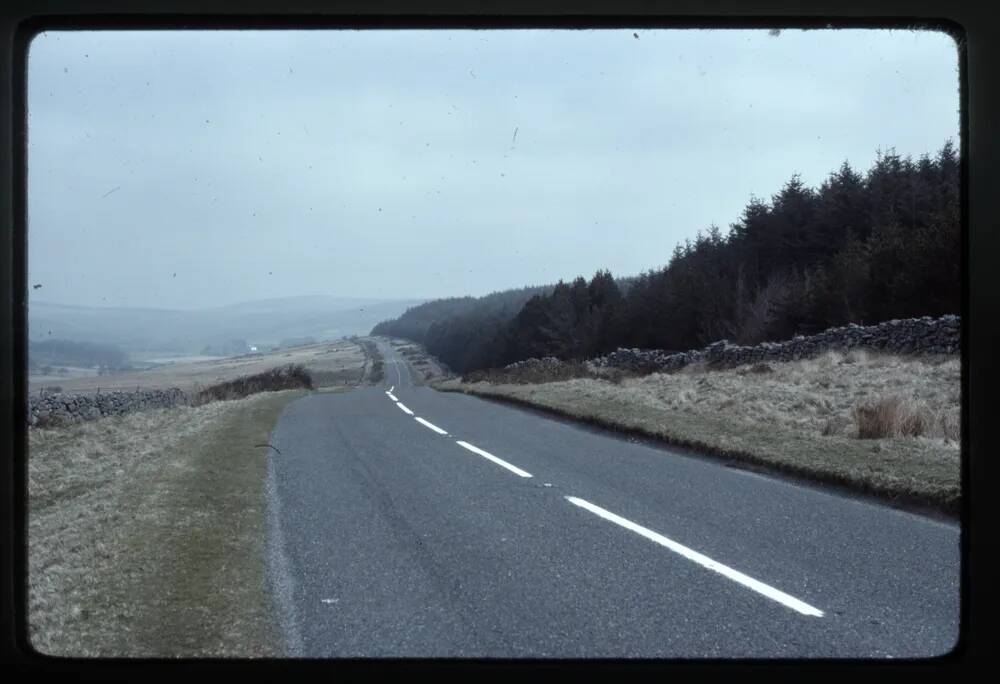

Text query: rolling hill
(28, 296), (425, 354)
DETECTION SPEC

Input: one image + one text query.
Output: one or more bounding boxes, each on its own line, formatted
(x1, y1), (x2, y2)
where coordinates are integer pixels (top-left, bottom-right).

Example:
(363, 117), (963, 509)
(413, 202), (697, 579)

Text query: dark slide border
(1, 0), (994, 676)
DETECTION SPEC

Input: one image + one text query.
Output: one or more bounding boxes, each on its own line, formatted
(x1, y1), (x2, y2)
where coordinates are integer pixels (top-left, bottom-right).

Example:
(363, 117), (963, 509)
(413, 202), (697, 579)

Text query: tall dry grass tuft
(851, 395), (953, 440)
(898, 410), (927, 437)
(853, 396), (902, 438)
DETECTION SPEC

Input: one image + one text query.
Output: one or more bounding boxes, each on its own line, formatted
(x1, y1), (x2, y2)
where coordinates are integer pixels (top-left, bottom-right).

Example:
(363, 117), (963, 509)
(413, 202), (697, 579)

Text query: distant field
(28, 366), (100, 385)
(133, 354), (224, 365)
(28, 339), (368, 395)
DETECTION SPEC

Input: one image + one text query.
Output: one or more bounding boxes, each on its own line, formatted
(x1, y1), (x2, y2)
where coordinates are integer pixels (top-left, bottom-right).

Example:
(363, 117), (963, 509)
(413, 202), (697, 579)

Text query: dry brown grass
(853, 395), (959, 440)
(28, 390), (305, 657)
(854, 397), (904, 439)
(436, 350), (961, 511)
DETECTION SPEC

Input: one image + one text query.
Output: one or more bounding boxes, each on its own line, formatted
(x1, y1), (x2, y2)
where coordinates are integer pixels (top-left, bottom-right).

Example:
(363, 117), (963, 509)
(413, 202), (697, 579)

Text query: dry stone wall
(589, 315), (960, 373)
(28, 388), (189, 427)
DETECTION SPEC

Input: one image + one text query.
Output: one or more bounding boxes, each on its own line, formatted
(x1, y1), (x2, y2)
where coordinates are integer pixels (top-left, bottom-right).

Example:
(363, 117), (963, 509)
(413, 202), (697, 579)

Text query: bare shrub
(729, 271), (792, 345)
(193, 364), (312, 405)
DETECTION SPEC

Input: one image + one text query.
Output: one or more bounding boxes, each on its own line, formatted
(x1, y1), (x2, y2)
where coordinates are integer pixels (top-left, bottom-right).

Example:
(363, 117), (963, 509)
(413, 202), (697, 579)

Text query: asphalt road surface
(265, 338), (960, 658)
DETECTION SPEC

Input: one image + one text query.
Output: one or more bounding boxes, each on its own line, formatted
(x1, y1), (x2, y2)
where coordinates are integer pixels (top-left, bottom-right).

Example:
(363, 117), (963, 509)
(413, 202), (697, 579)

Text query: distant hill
(29, 339), (129, 370)
(28, 296), (425, 354)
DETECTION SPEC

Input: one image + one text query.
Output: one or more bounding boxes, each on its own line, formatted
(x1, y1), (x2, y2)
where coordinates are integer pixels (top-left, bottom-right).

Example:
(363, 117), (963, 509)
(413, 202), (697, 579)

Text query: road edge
(433, 382), (960, 522)
(264, 446), (305, 657)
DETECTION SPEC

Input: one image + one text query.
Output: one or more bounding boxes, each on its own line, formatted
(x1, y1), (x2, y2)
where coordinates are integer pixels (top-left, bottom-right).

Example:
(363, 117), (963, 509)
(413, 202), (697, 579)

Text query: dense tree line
(372, 285), (554, 366)
(373, 142), (959, 373)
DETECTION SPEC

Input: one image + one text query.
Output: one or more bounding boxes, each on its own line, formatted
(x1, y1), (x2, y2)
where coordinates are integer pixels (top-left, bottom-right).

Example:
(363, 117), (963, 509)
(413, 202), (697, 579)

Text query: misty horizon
(28, 293), (429, 313)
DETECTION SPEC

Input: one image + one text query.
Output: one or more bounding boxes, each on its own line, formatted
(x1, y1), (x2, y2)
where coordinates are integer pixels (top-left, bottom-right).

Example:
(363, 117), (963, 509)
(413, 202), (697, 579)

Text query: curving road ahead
(264, 338), (959, 658)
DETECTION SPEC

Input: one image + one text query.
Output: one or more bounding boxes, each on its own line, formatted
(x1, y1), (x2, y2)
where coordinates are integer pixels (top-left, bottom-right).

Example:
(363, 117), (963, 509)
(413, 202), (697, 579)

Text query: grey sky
(27, 28), (959, 310)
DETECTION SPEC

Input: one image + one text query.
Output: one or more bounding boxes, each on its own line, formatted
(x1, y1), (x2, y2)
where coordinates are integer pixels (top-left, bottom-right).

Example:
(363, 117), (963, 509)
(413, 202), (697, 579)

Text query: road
(265, 338), (960, 658)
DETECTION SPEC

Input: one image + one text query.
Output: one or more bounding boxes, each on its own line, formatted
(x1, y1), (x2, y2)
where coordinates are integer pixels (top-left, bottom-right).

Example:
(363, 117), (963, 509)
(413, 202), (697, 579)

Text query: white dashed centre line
(396, 402), (414, 415)
(414, 417), (448, 435)
(565, 496), (824, 617)
(387, 392), (398, 402)
(455, 441), (532, 478)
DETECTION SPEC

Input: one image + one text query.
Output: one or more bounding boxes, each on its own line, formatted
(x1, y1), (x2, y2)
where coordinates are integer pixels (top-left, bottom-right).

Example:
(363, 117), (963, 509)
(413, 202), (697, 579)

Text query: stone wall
(28, 388), (189, 427)
(590, 315), (960, 373)
(503, 356), (564, 373)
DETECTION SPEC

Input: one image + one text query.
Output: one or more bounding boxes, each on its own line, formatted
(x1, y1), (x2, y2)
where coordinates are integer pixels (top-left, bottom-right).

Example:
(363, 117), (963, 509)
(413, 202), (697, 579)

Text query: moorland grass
(436, 350), (960, 514)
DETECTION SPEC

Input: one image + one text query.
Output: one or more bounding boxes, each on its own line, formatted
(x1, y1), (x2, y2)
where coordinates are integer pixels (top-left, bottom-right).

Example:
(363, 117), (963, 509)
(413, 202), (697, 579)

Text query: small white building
(249, 345), (258, 353)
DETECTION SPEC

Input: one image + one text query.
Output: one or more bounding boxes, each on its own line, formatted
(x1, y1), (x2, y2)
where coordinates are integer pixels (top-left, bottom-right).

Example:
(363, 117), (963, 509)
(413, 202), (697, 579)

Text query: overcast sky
(27, 28), (959, 310)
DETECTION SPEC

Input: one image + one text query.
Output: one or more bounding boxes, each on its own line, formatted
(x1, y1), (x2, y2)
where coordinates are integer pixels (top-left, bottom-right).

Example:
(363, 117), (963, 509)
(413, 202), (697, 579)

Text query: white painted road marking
(396, 402), (414, 416)
(389, 385), (395, 392)
(456, 440), (533, 478)
(415, 417), (448, 435)
(564, 496), (825, 618)
(387, 392), (398, 402)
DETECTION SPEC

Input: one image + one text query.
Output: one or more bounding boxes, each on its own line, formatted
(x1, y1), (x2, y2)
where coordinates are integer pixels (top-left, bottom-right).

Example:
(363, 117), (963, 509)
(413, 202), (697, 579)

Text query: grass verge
(28, 389), (306, 657)
(434, 351), (960, 516)
(386, 339), (451, 386)
(357, 338), (384, 384)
